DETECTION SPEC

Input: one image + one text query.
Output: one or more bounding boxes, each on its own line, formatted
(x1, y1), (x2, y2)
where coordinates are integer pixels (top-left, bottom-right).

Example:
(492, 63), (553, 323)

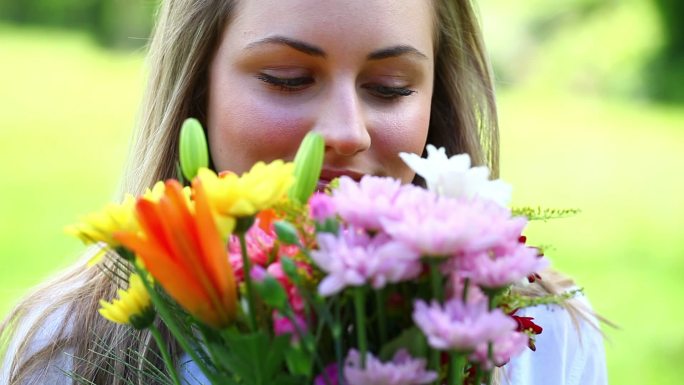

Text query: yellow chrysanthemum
(143, 181), (194, 208)
(143, 181), (166, 202)
(198, 161), (294, 218)
(98, 274), (154, 329)
(65, 194), (138, 248)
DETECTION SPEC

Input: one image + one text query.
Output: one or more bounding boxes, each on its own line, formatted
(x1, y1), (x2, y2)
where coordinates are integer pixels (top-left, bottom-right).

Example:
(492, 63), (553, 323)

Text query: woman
(0, 0), (607, 384)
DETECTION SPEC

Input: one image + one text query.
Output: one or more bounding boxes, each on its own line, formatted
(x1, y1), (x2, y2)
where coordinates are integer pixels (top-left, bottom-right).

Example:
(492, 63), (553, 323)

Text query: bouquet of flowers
(67, 118), (577, 385)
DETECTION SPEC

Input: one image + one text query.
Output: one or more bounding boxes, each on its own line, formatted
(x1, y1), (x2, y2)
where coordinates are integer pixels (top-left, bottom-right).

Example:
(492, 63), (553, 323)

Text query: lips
(317, 168), (365, 191)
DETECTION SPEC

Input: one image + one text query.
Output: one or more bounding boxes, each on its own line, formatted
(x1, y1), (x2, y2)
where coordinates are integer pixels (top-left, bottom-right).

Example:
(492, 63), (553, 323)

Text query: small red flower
(510, 308), (543, 351)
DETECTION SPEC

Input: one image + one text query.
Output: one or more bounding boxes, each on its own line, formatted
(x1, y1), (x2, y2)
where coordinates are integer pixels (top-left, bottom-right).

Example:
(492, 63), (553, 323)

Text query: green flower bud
(279, 256), (301, 284)
(253, 275), (289, 310)
(179, 118), (209, 181)
(274, 220), (301, 246)
(288, 132), (324, 204)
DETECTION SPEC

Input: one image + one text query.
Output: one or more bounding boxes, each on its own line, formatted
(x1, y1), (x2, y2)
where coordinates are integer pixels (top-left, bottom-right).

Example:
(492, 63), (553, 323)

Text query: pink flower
(470, 329), (529, 368)
(315, 364), (339, 385)
(344, 349), (437, 385)
(461, 245), (549, 289)
(273, 312), (308, 339)
(331, 176), (408, 231)
(228, 219), (299, 281)
(311, 230), (421, 296)
(412, 299), (517, 352)
(267, 262), (307, 313)
(383, 192), (521, 257)
(448, 273), (487, 304)
(309, 192), (337, 221)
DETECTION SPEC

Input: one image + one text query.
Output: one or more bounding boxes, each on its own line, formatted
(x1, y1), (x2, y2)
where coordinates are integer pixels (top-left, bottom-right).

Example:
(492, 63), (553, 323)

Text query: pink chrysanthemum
(309, 192), (337, 221)
(330, 176), (408, 231)
(461, 245), (549, 289)
(412, 299), (517, 352)
(311, 230), (421, 296)
(344, 349), (437, 385)
(383, 191), (523, 258)
(470, 329), (529, 369)
(448, 273), (488, 305)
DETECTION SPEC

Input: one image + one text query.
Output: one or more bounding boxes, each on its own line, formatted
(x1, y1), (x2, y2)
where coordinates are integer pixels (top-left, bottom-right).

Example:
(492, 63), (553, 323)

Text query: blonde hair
(0, 1), (576, 384)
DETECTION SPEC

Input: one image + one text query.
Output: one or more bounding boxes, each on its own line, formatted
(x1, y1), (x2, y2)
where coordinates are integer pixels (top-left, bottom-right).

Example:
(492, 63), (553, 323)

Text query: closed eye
(363, 84), (416, 100)
(257, 73), (314, 92)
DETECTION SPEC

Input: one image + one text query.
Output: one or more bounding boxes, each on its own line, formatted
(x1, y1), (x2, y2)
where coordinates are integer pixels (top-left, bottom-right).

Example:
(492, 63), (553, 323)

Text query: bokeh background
(1, 0), (682, 383)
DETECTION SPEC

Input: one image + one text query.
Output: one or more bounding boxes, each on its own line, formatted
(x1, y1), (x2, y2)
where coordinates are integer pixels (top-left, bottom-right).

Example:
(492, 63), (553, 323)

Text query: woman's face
(207, 0), (434, 184)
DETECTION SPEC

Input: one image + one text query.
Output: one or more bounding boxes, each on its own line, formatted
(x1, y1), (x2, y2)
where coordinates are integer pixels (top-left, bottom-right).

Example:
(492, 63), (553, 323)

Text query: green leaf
(379, 327), (429, 361)
(284, 344), (313, 377)
(218, 330), (296, 385)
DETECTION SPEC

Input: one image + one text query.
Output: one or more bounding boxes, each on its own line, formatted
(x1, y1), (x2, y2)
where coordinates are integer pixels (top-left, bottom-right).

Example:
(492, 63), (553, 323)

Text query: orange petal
(256, 208), (278, 232)
(158, 181), (226, 319)
(194, 178), (237, 322)
(115, 231), (211, 319)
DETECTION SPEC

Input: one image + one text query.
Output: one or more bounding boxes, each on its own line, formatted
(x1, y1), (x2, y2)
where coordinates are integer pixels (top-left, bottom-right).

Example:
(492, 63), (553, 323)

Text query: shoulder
(502, 294), (608, 385)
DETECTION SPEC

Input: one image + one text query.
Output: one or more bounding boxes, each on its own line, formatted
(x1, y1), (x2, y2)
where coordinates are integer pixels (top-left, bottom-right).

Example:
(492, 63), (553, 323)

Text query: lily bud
(288, 132), (324, 204)
(274, 220), (301, 246)
(179, 118), (209, 181)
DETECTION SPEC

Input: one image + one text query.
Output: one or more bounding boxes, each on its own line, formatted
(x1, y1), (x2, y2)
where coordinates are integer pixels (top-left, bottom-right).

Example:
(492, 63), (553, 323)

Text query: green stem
(375, 289), (388, 346)
(448, 352), (467, 385)
(486, 343), (494, 385)
(429, 349), (440, 382)
(133, 264), (220, 383)
(428, 260), (444, 303)
(149, 323), (182, 385)
(462, 278), (470, 303)
(474, 366), (484, 385)
(334, 299), (344, 385)
(238, 231), (258, 331)
(353, 287), (368, 369)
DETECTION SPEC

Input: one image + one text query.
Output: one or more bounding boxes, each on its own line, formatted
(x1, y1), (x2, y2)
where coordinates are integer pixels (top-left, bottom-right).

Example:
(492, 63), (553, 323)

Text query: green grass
(2, 25), (684, 385)
(0, 25), (143, 314)
(498, 89), (684, 384)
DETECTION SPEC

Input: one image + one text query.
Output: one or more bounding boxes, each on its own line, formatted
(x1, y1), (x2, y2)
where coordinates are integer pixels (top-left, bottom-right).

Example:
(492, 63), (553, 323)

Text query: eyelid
(257, 73), (314, 91)
(362, 84), (416, 99)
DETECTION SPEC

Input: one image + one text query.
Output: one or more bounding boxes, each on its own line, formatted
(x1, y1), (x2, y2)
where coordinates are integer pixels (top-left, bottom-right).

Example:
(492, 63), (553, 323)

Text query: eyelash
(257, 73), (415, 100)
(257, 73), (313, 92)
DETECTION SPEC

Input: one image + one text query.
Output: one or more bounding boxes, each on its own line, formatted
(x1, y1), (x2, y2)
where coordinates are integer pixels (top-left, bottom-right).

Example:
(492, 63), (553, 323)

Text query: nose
(313, 81), (371, 157)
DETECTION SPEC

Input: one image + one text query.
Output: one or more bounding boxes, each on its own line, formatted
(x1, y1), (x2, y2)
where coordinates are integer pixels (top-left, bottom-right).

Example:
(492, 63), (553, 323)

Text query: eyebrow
(367, 45), (428, 61)
(245, 36), (428, 61)
(245, 36), (326, 57)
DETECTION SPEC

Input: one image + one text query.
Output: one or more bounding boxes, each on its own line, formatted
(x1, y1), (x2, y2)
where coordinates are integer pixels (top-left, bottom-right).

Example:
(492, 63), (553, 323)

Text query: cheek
(370, 101), (431, 178)
(207, 89), (312, 172)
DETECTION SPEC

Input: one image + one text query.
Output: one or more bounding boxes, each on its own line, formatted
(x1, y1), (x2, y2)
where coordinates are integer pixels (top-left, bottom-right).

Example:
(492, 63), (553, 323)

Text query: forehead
(224, 0), (435, 58)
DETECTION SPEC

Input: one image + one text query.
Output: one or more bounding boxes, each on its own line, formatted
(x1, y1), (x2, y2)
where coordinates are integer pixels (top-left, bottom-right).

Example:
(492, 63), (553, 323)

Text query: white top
(502, 297), (608, 385)
(2, 296), (608, 385)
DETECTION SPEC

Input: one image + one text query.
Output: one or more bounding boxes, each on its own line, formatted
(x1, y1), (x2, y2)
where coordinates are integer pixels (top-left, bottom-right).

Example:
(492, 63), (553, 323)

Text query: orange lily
(115, 179), (237, 329)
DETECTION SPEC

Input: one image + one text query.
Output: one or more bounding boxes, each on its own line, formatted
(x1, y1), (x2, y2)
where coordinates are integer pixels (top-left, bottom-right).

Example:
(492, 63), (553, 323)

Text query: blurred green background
(1, 0), (683, 383)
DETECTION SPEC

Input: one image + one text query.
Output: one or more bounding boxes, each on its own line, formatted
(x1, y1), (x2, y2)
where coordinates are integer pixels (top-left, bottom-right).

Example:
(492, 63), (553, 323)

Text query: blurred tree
(648, 0), (684, 102)
(0, 0), (155, 50)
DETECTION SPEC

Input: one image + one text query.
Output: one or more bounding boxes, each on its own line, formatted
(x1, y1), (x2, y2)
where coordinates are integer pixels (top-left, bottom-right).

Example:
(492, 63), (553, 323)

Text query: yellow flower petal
(98, 274), (153, 329)
(66, 194), (138, 247)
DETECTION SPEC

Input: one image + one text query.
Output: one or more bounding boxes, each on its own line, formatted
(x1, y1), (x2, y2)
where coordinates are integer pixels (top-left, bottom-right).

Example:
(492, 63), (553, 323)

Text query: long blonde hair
(0, 1), (567, 384)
